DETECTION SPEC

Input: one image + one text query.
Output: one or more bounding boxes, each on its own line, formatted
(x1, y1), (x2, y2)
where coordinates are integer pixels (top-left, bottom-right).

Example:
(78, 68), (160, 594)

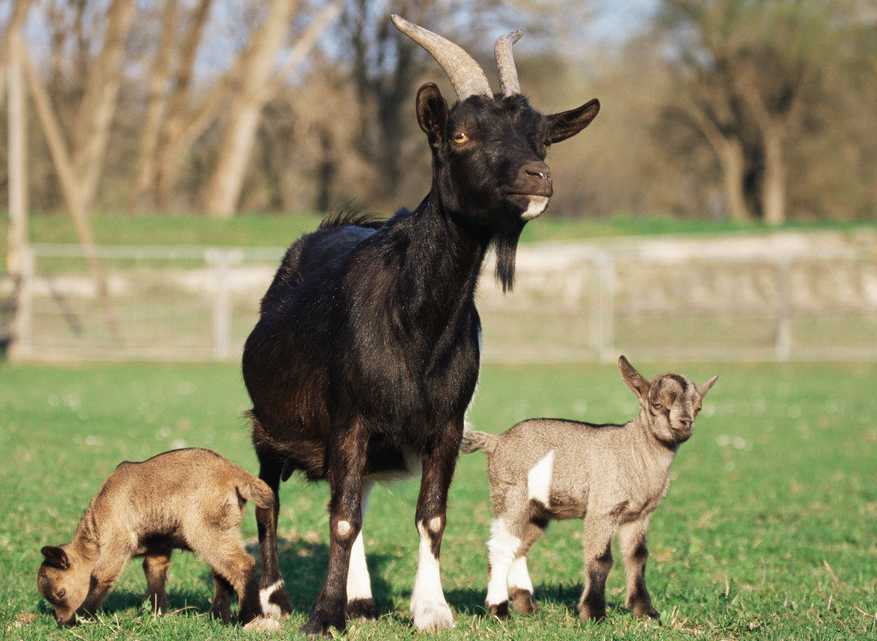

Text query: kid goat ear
(41, 546), (69, 570)
(698, 375), (719, 397)
(617, 354), (650, 400)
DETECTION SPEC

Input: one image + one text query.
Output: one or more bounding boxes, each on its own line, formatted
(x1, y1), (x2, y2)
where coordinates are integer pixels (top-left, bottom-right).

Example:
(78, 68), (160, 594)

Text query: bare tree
(202, 0), (342, 217)
(658, 0), (838, 224)
(71, 0), (138, 211)
(132, 0), (180, 207)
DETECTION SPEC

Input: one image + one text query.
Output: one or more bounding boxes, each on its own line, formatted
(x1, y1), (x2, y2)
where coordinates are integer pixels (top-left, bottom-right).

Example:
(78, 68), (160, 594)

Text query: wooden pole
(7, 30), (29, 359)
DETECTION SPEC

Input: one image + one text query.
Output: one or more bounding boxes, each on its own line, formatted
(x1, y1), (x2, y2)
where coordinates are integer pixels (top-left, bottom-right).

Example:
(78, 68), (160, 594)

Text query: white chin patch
(521, 196), (549, 221)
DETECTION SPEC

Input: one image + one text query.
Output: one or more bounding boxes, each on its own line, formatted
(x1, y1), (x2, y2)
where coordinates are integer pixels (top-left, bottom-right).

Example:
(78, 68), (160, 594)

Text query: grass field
(1, 212), (875, 260)
(1, 362), (876, 640)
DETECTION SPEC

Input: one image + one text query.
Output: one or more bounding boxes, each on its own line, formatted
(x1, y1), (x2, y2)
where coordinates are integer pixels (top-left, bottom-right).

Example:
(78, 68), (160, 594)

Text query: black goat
(242, 15), (600, 635)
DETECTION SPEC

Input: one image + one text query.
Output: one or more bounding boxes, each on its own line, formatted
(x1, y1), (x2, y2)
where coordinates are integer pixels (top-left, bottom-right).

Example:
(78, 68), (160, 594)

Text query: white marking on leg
(336, 520), (351, 538)
(486, 518), (521, 606)
(347, 482), (373, 602)
(508, 555), (534, 594)
(527, 450), (555, 506)
(259, 579), (284, 619)
(410, 520), (454, 631)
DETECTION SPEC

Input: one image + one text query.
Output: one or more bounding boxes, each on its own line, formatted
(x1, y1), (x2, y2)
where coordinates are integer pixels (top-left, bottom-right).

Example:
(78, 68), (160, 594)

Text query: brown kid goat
(461, 356), (717, 622)
(37, 448), (277, 628)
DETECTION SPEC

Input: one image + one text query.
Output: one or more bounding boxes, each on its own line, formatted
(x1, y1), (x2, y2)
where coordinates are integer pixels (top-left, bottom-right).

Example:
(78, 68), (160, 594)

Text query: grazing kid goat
(242, 14), (600, 635)
(461, 356), (718, 623)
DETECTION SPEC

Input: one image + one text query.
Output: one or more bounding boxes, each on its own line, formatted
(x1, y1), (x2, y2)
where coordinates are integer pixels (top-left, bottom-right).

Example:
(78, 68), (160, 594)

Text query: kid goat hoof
(578, 603), (606, 623)
(487, 601), (510, 619)
(631, 603), (660, 620)
(509, 589), (537, 614)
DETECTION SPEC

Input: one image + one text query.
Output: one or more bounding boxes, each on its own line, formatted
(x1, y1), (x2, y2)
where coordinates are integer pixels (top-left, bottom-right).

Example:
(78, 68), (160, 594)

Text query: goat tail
(460, 429), (499, 454)
(237, 473), (275, 511)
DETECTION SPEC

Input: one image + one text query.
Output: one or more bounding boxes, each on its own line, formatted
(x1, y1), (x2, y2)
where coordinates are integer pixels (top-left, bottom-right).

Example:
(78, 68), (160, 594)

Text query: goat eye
(57, 588), (66, 599)
(451, 132), (469, 144)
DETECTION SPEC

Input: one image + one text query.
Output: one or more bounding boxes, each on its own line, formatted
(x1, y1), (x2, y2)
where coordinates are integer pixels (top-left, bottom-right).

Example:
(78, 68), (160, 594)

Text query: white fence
(5, 238), (877, 362)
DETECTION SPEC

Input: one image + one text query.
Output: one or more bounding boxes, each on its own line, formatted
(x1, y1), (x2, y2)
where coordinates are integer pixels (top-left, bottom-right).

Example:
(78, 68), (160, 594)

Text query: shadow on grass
(446, 582), (628, 618)
(101, 587), (211, 615)
(250, 537), (396, 617)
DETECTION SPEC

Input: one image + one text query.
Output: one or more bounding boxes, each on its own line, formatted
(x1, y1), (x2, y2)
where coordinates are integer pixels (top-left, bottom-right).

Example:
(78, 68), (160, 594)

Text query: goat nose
(524, 162), (550, 180)
(519, 161), (553, 197)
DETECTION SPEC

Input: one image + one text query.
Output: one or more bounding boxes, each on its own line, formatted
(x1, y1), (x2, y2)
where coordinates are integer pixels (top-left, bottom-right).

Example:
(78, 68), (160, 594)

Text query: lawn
(1, 362), (875, 640)
(1, 212), (875, 261)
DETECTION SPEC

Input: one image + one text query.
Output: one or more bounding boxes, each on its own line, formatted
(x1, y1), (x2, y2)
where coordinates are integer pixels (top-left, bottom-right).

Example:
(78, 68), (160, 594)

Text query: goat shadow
(33, 586), (211, 620)
(446, 582), (627, 618)
(250, 537), (395, 616)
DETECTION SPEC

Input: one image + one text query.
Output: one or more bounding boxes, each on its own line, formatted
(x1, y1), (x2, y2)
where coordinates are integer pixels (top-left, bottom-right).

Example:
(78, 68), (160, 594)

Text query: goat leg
(619, 518), (659, 620)
(255, 449), (292, 618)
(578, 515), (614, 622)
(301, 420), (368, 636)
(410, 421), (463, 632)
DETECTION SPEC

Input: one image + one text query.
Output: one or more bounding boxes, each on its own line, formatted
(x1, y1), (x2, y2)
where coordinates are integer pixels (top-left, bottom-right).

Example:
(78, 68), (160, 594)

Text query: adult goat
(242, 15), (600, 635)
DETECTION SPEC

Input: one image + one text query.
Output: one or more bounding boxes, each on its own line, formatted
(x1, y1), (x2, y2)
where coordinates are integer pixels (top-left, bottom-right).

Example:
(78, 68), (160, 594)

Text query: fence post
(208, 249), (238, 361)
(590, 251), (616, 363)
(774, 259), (792, 362)
(9, 246), (34, 361)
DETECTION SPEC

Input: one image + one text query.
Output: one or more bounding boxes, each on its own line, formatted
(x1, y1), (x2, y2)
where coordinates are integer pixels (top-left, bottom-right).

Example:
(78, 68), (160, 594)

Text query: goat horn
(495, 30), (523, 96)
(391, 14), (492, 101)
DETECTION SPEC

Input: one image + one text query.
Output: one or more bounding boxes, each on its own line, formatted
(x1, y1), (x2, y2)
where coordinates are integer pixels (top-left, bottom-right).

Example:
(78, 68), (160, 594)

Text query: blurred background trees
(1, 0), (875, 222)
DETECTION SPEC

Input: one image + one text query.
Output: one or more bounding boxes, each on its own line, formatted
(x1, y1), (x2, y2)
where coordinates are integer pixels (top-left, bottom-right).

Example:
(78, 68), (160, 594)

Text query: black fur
(242, 85), (599, 635)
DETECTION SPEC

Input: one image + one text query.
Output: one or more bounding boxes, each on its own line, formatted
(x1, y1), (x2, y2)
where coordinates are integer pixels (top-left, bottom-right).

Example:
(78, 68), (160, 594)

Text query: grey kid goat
(461, 356), (717, 622)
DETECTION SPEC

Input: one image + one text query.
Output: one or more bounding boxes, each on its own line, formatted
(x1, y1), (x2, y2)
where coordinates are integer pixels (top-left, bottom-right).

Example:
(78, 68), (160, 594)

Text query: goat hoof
(147, 595), (169, 615)
(301, 604), (346, 637)
(411, 600), (455, 631)
(633, 603), (660, 620)
(300, 615), (344, 637)
(346, 598), (377, 620)
(509, 589), (537, 614)
(210, 606), (232, 624)
(260, 582), (293, 618)
(578, 602), (606, 623)
(487, 601), (510, 619)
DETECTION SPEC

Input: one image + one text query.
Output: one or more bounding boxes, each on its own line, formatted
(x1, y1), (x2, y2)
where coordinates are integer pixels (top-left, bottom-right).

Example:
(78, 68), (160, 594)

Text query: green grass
(1, 212), (874, 259)
(1, 362), (876, 640)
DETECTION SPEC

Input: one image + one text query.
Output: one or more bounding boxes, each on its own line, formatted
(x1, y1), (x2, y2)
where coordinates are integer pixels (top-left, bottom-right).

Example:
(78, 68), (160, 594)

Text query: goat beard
(492, 222), (525, 293)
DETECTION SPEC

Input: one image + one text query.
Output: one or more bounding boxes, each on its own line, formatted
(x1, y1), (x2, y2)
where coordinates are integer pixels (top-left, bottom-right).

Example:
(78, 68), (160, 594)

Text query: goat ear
(698, 375), (718, 398)
(41, 546), (70, 570)
(416, 83), (448, 146)
(618, 355), (650, 401)
(545, 98), (600, 144)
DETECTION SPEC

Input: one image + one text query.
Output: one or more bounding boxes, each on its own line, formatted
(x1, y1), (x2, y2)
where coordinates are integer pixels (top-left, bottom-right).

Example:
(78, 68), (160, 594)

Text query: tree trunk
(0, 0), (34, 110)
(151, 0), (213, 208)
(761, 122), (786, 226)
(23, 50), (119, 336)
(718, 139), (754, 223)
(682, 100), (754, 222)
(6, 26), (27, 277)
(133, 0), (179, 208)
(203, 0), (345, 217)
(71, 0), (138, 212)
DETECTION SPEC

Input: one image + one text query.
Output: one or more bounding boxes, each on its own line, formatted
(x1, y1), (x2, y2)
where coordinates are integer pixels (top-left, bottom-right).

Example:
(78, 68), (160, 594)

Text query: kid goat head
(619, 355), (718, 446)
(392, 15), (600, 290)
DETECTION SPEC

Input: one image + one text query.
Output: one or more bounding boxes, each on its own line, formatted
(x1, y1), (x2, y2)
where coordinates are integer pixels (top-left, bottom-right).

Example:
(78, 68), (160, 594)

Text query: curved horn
(391, 14), (492, 100)
(495, 30), (523, 96)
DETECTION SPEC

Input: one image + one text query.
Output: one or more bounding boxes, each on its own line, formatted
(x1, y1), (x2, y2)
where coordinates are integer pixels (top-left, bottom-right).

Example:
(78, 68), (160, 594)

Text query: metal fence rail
(5, 242), (877, 363)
